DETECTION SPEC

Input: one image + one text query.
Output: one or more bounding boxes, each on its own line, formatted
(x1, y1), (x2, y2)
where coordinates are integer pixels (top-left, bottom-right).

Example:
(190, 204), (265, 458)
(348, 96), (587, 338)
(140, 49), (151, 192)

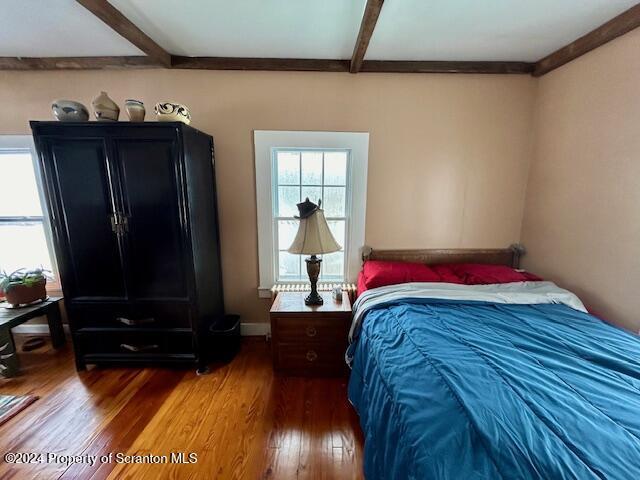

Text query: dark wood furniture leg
(45, 301), (66, 349)
(0, 327), (19, 378)
(74, 354), (87, 372)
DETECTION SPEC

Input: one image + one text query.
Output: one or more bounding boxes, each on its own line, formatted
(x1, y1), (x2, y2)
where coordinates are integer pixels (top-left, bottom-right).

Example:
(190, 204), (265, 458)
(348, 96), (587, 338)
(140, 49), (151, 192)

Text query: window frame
(0, 135), (59, 291)
(254, 131), (369, 298)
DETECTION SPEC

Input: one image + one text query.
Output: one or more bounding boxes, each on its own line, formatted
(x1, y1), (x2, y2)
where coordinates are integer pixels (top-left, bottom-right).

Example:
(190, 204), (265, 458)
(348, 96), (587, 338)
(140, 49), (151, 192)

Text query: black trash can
(208, 314), (241, 362)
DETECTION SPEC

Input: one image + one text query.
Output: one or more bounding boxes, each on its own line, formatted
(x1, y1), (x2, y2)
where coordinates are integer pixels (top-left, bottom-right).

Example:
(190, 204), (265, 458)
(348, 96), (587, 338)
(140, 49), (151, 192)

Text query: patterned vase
(92, 91), (119, 121)
(51, 100), (89, 122)
(155, 102), (191, 125)
(125, 99), (145, 122)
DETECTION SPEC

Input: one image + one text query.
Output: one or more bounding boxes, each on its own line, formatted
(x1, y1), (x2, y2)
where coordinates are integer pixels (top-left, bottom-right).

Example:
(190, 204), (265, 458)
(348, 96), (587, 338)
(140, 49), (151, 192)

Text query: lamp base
(304, 255), (323, 306)
(304, 290), (324, 306)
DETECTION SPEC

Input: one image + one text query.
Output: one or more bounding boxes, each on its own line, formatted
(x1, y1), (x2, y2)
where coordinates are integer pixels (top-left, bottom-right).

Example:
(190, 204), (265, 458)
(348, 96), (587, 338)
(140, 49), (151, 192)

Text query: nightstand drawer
(275, 317), (349, 344)
(275, 344), (347, 376)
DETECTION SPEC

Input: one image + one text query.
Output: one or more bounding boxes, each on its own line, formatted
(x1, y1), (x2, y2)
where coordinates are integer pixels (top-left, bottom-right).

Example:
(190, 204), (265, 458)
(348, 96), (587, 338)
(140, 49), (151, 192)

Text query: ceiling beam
(350, 0), (385, 73)
(2, 2), (634, 76)
(171, 56), (350, 72)
(360, 61), (534, 74)
(76, 0), (171, 67)
(0, 56), (161, 70)
(534, 3), (640, 77)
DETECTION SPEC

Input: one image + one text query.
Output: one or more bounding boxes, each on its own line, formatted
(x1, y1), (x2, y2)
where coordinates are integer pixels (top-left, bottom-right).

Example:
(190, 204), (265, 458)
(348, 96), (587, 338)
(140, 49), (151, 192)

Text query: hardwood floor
(0, 335), (364, 480)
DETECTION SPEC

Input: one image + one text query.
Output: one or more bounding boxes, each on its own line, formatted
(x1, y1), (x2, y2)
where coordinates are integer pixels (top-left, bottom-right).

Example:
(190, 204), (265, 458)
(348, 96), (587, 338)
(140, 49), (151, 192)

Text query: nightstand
(270, 291), (352, 376)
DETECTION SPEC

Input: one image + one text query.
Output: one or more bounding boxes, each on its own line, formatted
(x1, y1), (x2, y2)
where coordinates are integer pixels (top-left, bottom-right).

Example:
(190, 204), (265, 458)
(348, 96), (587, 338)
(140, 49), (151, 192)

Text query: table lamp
(288, 198), (341, 305)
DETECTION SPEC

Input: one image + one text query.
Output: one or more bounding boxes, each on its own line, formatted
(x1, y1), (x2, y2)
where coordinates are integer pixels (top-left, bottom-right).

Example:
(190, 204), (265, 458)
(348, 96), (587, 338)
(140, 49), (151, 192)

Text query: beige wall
(521, 29), (640, 332)
(0, 70), (536, 324)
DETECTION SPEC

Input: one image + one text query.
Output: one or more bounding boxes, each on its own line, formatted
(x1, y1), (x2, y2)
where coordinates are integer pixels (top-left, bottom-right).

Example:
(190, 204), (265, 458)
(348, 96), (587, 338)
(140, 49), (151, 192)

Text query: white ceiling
(109, 0), (367, 59)
(366, 0), (638, 62)
(0, 0), (636, 61)
(0, 0), (143, 57)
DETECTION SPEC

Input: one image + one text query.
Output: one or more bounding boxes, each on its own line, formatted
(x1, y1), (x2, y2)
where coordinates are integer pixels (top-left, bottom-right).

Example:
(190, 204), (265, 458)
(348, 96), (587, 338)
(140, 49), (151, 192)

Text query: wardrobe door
(113, 137), (189, 300)
(45, 138), (126, 300)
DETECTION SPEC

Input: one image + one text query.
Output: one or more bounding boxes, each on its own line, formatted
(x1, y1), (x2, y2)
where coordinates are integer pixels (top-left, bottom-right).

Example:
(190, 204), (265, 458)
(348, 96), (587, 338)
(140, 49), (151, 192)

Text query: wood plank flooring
(0, 335), (364, 480)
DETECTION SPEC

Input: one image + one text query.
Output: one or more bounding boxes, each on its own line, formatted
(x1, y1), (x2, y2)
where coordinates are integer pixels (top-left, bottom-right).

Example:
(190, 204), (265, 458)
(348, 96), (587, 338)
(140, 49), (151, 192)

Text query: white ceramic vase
(155, 102), (191, 125)
(92, 91), (119, 121)
(51, 100), (89, 122)
(125, 99), (145, 122)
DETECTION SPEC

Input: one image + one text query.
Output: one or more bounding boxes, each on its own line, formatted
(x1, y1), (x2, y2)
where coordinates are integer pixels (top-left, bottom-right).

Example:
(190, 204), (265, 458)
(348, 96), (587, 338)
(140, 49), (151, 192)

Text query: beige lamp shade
(288, 209), (341, 255)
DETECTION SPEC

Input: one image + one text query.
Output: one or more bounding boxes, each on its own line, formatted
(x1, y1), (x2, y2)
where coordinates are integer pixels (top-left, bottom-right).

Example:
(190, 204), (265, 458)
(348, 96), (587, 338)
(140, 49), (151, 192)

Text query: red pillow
(357, 270), (368, 297)
(445, 263), (542, 285)
(431, 265), (464, 284)
(363, 260), (441, 289)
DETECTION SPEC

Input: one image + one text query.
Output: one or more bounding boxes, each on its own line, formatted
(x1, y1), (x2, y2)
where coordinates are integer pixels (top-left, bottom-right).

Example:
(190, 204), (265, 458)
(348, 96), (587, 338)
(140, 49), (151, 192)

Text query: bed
(348, 246), (640, 480)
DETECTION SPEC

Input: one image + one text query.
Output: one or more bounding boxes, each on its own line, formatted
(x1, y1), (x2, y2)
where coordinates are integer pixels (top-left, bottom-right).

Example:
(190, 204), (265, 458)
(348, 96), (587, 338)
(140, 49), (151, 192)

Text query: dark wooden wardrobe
(30, 122), (225, 372)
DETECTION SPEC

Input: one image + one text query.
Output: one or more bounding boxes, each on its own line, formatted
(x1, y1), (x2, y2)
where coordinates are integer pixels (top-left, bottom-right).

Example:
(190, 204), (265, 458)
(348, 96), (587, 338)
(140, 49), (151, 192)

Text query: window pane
(327, 220), (345, 249)
(301, 186), (322, 207)
(323, 187), (346, 217)
(278, 251), (300, 279)
(277, 186), (300, 217)
(0, 152), (43, 217)
(276, 151), (299, 185)
(321, 252), (344, 279)
(278, 219), (299, 250)
(324, 151), (347, 185)
(0, 223), (52, 274)
(301, 151), (322, 185)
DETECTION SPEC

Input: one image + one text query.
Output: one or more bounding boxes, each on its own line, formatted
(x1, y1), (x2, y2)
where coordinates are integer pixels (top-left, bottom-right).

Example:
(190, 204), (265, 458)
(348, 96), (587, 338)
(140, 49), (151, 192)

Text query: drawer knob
(306, 350), (318, 362)
(305, 326), (317, 337)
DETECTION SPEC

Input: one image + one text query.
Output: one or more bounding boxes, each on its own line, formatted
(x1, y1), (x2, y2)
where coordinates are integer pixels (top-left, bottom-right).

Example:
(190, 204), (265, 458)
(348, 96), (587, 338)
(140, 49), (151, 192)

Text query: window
(275, 149), (349, 281)
(0, 136), (57, 283)
(255, 131), (369, 297)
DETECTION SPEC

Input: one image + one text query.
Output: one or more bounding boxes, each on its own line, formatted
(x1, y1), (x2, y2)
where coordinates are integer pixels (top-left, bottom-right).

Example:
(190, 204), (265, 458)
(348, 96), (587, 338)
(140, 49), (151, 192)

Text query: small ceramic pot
(155, 102), (191, 125)
(125, 99), (145, 122)
(51, 100), (89, 122)
(92, 91), (119, 121)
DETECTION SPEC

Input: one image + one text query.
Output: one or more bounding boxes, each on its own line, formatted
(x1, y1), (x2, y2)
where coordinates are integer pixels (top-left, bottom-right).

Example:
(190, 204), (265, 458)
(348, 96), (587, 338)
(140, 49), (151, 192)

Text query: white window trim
(254, 130), (369, 298)
(0, 135), (59, 284)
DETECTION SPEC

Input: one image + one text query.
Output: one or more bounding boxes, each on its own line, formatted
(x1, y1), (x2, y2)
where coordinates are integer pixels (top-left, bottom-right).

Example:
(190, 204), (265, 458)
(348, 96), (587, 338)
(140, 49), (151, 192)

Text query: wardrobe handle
(109, 212), (128, 236)
(120, 213), (129, 233)
(116, 316), (156, 326)
(306, 350), (318, 362)
(120, 343), (159, 353)
(109, 213), (119, 235)
(305, 326), (317, 337)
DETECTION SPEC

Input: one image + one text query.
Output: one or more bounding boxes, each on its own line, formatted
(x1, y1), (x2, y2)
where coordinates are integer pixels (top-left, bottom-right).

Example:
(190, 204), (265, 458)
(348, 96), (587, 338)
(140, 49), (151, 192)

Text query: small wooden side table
(270, 291), (352, 376)
(0, 297), (65, 377)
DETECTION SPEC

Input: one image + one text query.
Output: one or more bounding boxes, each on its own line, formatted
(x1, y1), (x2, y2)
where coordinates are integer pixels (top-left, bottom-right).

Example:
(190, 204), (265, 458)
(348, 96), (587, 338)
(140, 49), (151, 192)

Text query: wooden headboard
(362, 244), (526, 269)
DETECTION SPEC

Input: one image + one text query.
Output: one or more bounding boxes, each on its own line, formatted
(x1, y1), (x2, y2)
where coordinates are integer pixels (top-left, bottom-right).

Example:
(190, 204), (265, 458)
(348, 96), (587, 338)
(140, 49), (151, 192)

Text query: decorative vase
(52, 100), (89, 122)
(125, 99), (145, 122)
(155, 102), (191, 125)
(92, 91), (119, 121)
(4, 278), (47, 308)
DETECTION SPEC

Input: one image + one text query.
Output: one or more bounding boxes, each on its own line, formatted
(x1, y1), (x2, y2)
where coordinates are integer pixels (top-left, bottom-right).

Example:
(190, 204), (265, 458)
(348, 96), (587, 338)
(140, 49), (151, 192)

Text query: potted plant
(0, 268), (50, 308)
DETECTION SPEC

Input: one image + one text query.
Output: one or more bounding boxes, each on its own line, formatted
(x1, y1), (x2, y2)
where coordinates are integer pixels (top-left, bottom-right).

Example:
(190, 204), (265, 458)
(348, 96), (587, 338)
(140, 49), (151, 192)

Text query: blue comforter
(348, 299), (640, 479)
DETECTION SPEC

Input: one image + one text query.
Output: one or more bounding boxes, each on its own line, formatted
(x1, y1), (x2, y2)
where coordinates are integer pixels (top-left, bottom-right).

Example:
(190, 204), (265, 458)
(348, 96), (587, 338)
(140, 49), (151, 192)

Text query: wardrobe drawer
(70, 303), (191, 329)
(76, 330), (194, 355)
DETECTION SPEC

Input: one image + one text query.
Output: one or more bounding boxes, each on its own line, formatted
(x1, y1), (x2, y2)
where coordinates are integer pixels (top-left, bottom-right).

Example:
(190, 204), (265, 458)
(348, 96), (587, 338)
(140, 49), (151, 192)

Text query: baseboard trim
(240, 322), (271, 336)
(13, 323), (271, 337)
